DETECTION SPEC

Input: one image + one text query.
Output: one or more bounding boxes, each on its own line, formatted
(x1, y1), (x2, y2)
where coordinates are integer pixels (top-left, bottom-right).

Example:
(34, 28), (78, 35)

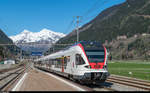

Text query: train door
(75, 54), (85, 72)
(72, 53), (84, 75)
(65, 54), (73, 74)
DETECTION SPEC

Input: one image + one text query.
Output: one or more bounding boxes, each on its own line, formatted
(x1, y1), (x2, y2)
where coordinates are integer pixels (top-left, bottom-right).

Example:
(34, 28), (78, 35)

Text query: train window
(85, 50), (104, 62)
(64, 57), (67, 66)
(58, 58), (62, 68)
(54, 59), (58, 68)
(63, 57), (67, 69)
(76, 54), (85, 65)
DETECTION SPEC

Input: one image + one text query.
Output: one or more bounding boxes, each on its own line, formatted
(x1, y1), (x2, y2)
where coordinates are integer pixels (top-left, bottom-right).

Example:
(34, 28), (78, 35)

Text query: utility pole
(76, 16), (82, 43)
(20, 49), (22, 61)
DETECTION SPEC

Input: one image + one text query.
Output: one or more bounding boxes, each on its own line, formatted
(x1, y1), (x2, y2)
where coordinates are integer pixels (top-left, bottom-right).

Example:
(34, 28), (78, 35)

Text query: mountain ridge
(9, 28), (66, 44)
(9, 28), (66, 53)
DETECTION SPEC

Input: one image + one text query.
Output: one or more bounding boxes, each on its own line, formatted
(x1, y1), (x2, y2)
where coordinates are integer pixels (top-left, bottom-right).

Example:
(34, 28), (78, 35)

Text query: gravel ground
(105, 82), (146, 91)
(0, 74), (18, 89)
(0, 68), (22, 79)
(91, 81), (147, 91)
(0, 64), (12, 70)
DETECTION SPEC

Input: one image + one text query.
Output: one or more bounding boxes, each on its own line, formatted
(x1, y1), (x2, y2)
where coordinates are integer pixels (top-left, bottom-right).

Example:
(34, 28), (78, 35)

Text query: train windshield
(80, 41), (105, 63)
(85, 50), (105, 63)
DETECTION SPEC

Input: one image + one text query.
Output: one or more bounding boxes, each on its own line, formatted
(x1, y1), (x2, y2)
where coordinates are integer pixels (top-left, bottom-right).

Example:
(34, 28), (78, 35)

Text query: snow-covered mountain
(9, 28), (66, 44)
(9, 29), (66, 53)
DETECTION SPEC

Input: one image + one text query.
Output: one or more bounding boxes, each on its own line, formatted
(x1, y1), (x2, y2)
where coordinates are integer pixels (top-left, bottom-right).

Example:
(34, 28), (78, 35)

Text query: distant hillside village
(105, 33), (150, 60)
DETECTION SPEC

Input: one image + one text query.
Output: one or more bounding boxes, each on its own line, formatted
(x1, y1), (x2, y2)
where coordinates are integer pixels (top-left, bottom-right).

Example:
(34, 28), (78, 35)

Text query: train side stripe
(103, 46), (107, 65)
(78, 44), (90, 65)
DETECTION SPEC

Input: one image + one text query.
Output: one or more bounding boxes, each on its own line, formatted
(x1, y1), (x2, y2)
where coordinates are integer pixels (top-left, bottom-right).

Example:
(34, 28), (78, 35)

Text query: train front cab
(73, 41), (110, 84)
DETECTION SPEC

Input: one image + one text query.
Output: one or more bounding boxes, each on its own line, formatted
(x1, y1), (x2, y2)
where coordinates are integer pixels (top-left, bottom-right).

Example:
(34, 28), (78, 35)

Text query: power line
(68, 0), (109, 42)
(82, 0), (101, 17)
(64, 0), (102, 35)
(65, 17), (76, 34)
(0, 43), (74, 46)
(64, 0), (109, 36)
(81, 0), (109, 23)
(81, 14), (98, 24)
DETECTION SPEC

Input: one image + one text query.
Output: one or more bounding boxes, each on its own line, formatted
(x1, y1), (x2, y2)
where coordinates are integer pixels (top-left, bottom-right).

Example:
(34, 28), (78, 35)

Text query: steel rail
(107, 77), (150, 91)
(0, 67), (25, 91)
(0, 66), (22, 73)
(110, 75), (150, 84)
(109, 76), (150, 87)
(0, 69), (25, 91)
(0, 68), (23, 81)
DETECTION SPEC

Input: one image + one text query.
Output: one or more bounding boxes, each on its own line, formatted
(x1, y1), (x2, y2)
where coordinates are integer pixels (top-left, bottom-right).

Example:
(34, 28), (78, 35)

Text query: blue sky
(0, 0), (126, 36)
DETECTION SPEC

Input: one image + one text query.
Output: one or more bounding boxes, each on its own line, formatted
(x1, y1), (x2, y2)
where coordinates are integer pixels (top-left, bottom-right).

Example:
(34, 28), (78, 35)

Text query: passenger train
(34, 41), (110, 84)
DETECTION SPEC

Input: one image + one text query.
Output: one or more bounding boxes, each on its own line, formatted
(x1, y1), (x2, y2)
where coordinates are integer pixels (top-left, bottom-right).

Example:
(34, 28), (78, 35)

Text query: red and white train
(34, 41), (110, 84)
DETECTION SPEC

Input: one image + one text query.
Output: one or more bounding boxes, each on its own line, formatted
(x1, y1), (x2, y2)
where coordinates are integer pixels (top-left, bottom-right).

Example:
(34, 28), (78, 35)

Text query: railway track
(0, 66), (25, 91)
(107, 75), (150, 91)
(0, 64), (24, 74)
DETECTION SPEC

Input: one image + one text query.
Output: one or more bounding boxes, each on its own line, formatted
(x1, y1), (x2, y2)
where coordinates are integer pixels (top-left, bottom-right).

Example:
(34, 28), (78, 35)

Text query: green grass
(108, 60), (150, 81)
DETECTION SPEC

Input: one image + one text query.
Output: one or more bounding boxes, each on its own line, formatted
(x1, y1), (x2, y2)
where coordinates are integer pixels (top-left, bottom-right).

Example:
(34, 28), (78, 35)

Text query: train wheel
(100, 79), (106, 83)
(96, 79), (106, 84)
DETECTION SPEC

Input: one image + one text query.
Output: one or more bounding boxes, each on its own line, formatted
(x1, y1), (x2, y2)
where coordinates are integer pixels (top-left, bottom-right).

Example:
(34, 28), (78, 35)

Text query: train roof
(35, 41), (104, 62)
(64, 41), (103, 49)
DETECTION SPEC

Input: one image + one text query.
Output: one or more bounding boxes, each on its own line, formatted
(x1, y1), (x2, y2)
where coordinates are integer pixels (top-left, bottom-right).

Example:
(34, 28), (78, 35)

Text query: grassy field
(108, 60), (150, 81)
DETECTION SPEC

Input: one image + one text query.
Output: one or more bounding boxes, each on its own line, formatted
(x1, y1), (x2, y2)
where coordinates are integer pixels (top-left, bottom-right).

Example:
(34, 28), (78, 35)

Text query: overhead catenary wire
(61, 0), (109, 44)
(81, 0), (109, 24)
(63, 0), (109, 36)
(64, 17), (76, 34)
(82, 0), (101, 18)
(0, 43), (74, 46)
(63, 0), (103, 35)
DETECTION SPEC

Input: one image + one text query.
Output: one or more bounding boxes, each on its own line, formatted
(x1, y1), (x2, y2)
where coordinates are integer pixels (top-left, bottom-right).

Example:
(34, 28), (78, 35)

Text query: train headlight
(103, 65), (107, 69)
